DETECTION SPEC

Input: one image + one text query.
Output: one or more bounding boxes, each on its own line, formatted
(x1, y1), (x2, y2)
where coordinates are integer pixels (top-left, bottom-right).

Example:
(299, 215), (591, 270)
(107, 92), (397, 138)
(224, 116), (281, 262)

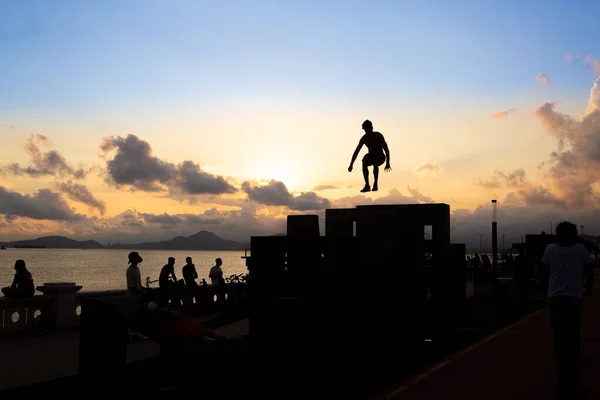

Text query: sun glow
(257, 171), (300, 191)
(249, 157), (305, 191)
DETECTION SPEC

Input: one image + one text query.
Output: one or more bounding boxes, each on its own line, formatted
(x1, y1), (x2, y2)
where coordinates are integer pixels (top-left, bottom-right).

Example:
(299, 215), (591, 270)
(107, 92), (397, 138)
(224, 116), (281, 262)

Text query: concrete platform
(375, 293), (600, 400)
(0, 313), (248, 391)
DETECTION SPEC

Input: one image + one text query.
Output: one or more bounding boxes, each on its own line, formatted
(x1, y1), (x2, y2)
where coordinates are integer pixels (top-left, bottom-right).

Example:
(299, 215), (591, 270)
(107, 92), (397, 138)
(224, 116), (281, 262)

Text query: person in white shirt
(126, 251), (143, 298)
(209, 258), (225, 305)
(209, 258), (224, 286)
(539, 222), (591, 395)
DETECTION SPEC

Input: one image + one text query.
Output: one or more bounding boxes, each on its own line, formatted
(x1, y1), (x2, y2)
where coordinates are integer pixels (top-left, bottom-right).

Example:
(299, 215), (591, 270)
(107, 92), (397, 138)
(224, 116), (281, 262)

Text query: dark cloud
(138, 213), (183, 229)
(171, 160), (236, 195)
(55, 181), (107, 215)
(242, 180), (331, 210)
(100, 134), (236, 195)
(1, 187), (598, 251)
(3, 134), (92, 179)
(312, 185), (338, 191)
(61, 206), (283, 244)
(138, 211), (223, 229)
(0, 186), (85, 221)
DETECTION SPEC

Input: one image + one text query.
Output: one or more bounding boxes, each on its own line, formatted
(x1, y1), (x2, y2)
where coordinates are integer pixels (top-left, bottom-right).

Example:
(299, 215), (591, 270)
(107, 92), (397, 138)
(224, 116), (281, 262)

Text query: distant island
(0, 231), (248, 251)
(108, 231), (247, 251)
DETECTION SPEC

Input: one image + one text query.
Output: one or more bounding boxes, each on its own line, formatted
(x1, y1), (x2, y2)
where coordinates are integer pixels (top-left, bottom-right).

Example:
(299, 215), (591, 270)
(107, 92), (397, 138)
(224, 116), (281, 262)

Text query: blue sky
(2, 0), (599, 111)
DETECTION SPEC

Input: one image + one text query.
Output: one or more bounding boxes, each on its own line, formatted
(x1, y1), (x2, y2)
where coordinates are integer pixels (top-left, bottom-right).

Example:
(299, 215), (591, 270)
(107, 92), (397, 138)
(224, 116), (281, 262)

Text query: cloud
(242, 180), (331, 210)
(2, 134), (93, 179)
(584, 55), (600, 76)
(414, 161), (443, 179)
(100, 134), (237, 195)
(0, 186), (85, 221)
(478, 168), (527, 189)
(449, 203), (600, 251)
(55, 181), (107, 215)
(334, 186), (433, 209)
(534, 102), (571, 132)
(532, 80), (600, 209)
(1, 181), (597, 251)
(585, 77), (600, 117)
(478, 168), (567, 210)
(565, 53), (600, 76)
(536, 73), (551, 87)
(170, 160), (237, 195)
(491, 109), (518, 119)
(60, 206), (286, 244)
(312, 185), (338, 191)
(565, 52), (580, 64)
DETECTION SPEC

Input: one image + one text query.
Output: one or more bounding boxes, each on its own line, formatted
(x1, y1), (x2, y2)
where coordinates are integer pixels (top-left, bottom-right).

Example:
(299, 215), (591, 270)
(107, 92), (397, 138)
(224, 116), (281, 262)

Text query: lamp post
(491, 200), (498, 284)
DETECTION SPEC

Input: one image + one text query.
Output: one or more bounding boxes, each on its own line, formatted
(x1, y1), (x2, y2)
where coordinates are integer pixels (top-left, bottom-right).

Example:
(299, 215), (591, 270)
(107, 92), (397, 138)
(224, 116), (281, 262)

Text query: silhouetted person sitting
(2, 260), (35, 298)
(348, 119), (391, 192)
(159, 257), (181, 308)
(539, 222), (591, 397)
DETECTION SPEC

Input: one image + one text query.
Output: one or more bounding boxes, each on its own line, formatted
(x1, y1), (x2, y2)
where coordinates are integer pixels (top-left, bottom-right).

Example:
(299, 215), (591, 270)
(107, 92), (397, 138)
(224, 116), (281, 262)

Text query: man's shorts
(362, 152), (385, 167)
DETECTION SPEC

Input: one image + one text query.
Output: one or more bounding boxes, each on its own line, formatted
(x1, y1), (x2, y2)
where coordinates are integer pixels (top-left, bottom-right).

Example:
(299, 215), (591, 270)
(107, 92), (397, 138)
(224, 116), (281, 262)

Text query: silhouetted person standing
(539, 222), (591, 397)
(126, 252), (144, 300)
(209, 258), (224, 287)
(182, 256), (200, 306)
(159, 257), (179, 308)
(348, 120), (391, 192)
(126, 251), (146, 340)
(210, 258), (225, 305)
(1, 260), (35, 298)
(182, 256), (198, 287)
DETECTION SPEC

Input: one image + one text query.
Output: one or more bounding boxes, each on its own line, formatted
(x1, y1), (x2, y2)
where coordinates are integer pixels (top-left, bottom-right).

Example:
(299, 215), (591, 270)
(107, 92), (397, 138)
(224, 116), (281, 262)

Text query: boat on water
(0, 246), (6, 250)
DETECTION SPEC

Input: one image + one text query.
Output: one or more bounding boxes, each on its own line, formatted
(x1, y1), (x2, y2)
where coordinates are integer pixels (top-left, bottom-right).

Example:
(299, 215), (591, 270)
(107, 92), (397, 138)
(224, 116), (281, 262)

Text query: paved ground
(375, 293), (600, 400)
(0, 313), (248, 391)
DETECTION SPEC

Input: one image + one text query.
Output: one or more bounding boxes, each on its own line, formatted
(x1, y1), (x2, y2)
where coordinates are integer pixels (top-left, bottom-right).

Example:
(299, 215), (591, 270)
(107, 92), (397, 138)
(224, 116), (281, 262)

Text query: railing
(0, 290), (129, 335)
(0, 281), (249, 335)
(0, 296), (46, 334)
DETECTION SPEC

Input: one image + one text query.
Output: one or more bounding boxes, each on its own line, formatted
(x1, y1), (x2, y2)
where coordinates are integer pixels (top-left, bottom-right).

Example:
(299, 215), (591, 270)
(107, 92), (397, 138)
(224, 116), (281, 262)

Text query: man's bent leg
(373, 166), (379, 191)
(361, 162), (370, 192)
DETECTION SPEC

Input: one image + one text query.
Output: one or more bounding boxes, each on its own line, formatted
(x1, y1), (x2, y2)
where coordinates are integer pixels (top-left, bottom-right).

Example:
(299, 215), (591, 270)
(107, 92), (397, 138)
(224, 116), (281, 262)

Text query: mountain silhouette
(10, 236), (104, 249)
(108, 230), (247, 250)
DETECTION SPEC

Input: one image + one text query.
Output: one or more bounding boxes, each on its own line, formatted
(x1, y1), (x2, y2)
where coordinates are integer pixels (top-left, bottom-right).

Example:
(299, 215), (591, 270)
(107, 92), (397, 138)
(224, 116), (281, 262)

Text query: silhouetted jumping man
(348, 120), (391, 192)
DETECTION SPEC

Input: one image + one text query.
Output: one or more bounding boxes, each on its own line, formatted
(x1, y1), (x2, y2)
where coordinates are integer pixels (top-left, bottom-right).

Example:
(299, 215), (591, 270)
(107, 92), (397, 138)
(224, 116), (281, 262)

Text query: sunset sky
(1, 1), (600, 249)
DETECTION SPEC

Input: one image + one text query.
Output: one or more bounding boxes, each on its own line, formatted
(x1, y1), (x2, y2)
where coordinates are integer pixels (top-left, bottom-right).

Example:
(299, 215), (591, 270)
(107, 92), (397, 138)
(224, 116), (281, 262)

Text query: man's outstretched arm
(348, 140), (364, 172)
(383, 139), (391, 171)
